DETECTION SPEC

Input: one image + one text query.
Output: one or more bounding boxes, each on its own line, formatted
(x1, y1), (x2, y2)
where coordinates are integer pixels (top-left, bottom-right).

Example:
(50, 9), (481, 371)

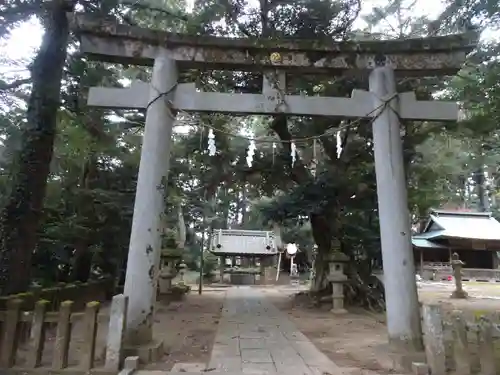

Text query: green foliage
(169, 283), (190, 295)
(435, 0), (499, 32)
(202, 252), (218, 276)
(166, 282), (191, 301)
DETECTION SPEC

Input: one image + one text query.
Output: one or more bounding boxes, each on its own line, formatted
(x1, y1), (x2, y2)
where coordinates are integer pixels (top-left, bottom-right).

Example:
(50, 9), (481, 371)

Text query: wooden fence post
(52, 300), (73, 370)
(27, 300), (49, 368)
(451, 310), (471, 375)
(105, 294), (128, 371)
(421, 303), (446, 375)
(478, 315), (496, 375)
(80, 301), (100, 370)
(0, 299), (22, 367)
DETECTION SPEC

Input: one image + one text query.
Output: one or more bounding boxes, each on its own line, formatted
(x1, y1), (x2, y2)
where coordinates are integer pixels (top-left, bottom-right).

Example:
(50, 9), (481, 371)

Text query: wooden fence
(0, 294), (128, 375)
(0, 278), (115, 312)
(422, 266), (500, 283)
(422, 304), (500, 375)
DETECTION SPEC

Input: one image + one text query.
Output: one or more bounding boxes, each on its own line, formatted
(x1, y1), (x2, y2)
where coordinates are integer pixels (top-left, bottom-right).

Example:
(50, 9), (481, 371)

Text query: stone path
(134, 286), (411, 375)
(207, 287), (344, 374)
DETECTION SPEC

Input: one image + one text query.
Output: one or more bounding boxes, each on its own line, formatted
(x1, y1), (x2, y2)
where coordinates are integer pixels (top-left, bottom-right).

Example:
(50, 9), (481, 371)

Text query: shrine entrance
(72, 13), (476, 355)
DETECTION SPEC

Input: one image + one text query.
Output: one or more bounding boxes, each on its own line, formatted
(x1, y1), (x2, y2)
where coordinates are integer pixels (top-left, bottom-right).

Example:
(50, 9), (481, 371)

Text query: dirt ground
(144, 289), (225, 371)
(419, 282), (500, 320)
(264, 282), (500, 375)
(265, 290), (399, 375)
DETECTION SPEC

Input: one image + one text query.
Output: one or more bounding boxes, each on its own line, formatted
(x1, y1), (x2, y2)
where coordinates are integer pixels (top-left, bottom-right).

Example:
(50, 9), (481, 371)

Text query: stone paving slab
(212, 343), (241, 357)
(240, 338), (270, 349)
(208, 287), (345, 375)
(164, 373), (408, 375)
(283, 331), (309, 342)
(242, 362), (277, 374)
(170, 363), (206, 372)
(241, 348), (274, 363)
(210, 356), (243, 371)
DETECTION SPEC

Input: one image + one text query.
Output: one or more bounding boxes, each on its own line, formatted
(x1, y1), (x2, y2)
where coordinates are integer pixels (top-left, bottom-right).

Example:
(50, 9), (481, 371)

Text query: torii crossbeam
(72, 13), (477, 76)
(88, 80), (458, 121)
(71, 12), (478, 357)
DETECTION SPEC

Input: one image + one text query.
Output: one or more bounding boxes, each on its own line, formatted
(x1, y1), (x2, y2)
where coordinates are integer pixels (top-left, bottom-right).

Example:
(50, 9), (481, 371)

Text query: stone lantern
(178, 261), (187, 284)
(159, 248), (182, 294)
(327, 252), (349, 314)
(450, 253), (468, 299)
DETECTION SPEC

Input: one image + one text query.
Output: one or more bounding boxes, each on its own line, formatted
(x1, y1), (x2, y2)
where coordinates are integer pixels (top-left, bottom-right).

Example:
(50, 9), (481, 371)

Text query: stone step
(161, 372), (409, 375)
(138, 372), (321, 375)
(162, 373), (337, 375)
(171, 362), (206, 372)
(135, 370), (409, 375)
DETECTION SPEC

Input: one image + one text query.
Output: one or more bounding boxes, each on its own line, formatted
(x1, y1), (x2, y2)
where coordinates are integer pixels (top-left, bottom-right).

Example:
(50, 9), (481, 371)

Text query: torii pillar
(117, 51), (177, 353)
(369, 66), (422, 350)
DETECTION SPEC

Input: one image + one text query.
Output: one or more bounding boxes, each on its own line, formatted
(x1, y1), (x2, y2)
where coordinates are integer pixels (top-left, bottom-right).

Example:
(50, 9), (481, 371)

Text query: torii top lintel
(72, 14), (478, 76)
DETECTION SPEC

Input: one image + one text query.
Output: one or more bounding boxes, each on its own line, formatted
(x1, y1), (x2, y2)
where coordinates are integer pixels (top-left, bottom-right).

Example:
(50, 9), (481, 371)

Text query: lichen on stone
(74, 14), (478, 55)
(86, 301), (100, 308)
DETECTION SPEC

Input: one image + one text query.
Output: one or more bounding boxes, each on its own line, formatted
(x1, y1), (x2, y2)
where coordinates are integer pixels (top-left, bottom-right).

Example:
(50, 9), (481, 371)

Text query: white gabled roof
(421, 210), (500, 241)
(210, 229), (278, 256)
(411, 237), (447, 249)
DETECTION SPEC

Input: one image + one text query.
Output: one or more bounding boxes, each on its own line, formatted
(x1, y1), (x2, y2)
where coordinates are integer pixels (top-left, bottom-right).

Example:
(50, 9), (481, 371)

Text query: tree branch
(0, 78), (31, 92)
(120, 0), (189, 21)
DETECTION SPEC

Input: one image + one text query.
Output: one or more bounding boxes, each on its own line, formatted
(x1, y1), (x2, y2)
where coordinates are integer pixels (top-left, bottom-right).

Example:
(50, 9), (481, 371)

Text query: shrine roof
(210, 251), (277, 256)
(210, 229), (278, 256)
(411, 237), (447, 249)
(71, 13), (479, 76)
(210, 248), (278, 256)
(414, 210), (500, 243)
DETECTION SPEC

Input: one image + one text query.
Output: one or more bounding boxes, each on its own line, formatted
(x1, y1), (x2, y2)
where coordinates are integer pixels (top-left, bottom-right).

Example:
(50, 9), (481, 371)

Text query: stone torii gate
(72, 14), (477, 356)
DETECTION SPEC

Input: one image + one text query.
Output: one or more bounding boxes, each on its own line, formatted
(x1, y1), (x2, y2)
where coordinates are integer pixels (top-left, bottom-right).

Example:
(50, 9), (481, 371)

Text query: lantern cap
(286, 243), (298, 255)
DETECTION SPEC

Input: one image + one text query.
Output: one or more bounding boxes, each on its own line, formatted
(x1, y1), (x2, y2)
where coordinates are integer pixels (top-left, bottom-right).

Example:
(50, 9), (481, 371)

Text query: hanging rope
(143, 80), (398, 168)
(147, 78), (397, 146)
(161, 92), (396, 144)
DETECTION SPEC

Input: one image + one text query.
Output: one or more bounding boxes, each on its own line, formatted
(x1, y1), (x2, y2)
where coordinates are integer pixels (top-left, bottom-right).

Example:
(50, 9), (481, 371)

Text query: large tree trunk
(0, 0), (73, 294)
(271, 116), (385, 310)
(72, 241), (93, 282)
(221, 186), (230, 229)
(71, 155), (97, 283)
(240, 183), (248, 226)
(270, 116), (332, 292)
(310, 213), (332, 292)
